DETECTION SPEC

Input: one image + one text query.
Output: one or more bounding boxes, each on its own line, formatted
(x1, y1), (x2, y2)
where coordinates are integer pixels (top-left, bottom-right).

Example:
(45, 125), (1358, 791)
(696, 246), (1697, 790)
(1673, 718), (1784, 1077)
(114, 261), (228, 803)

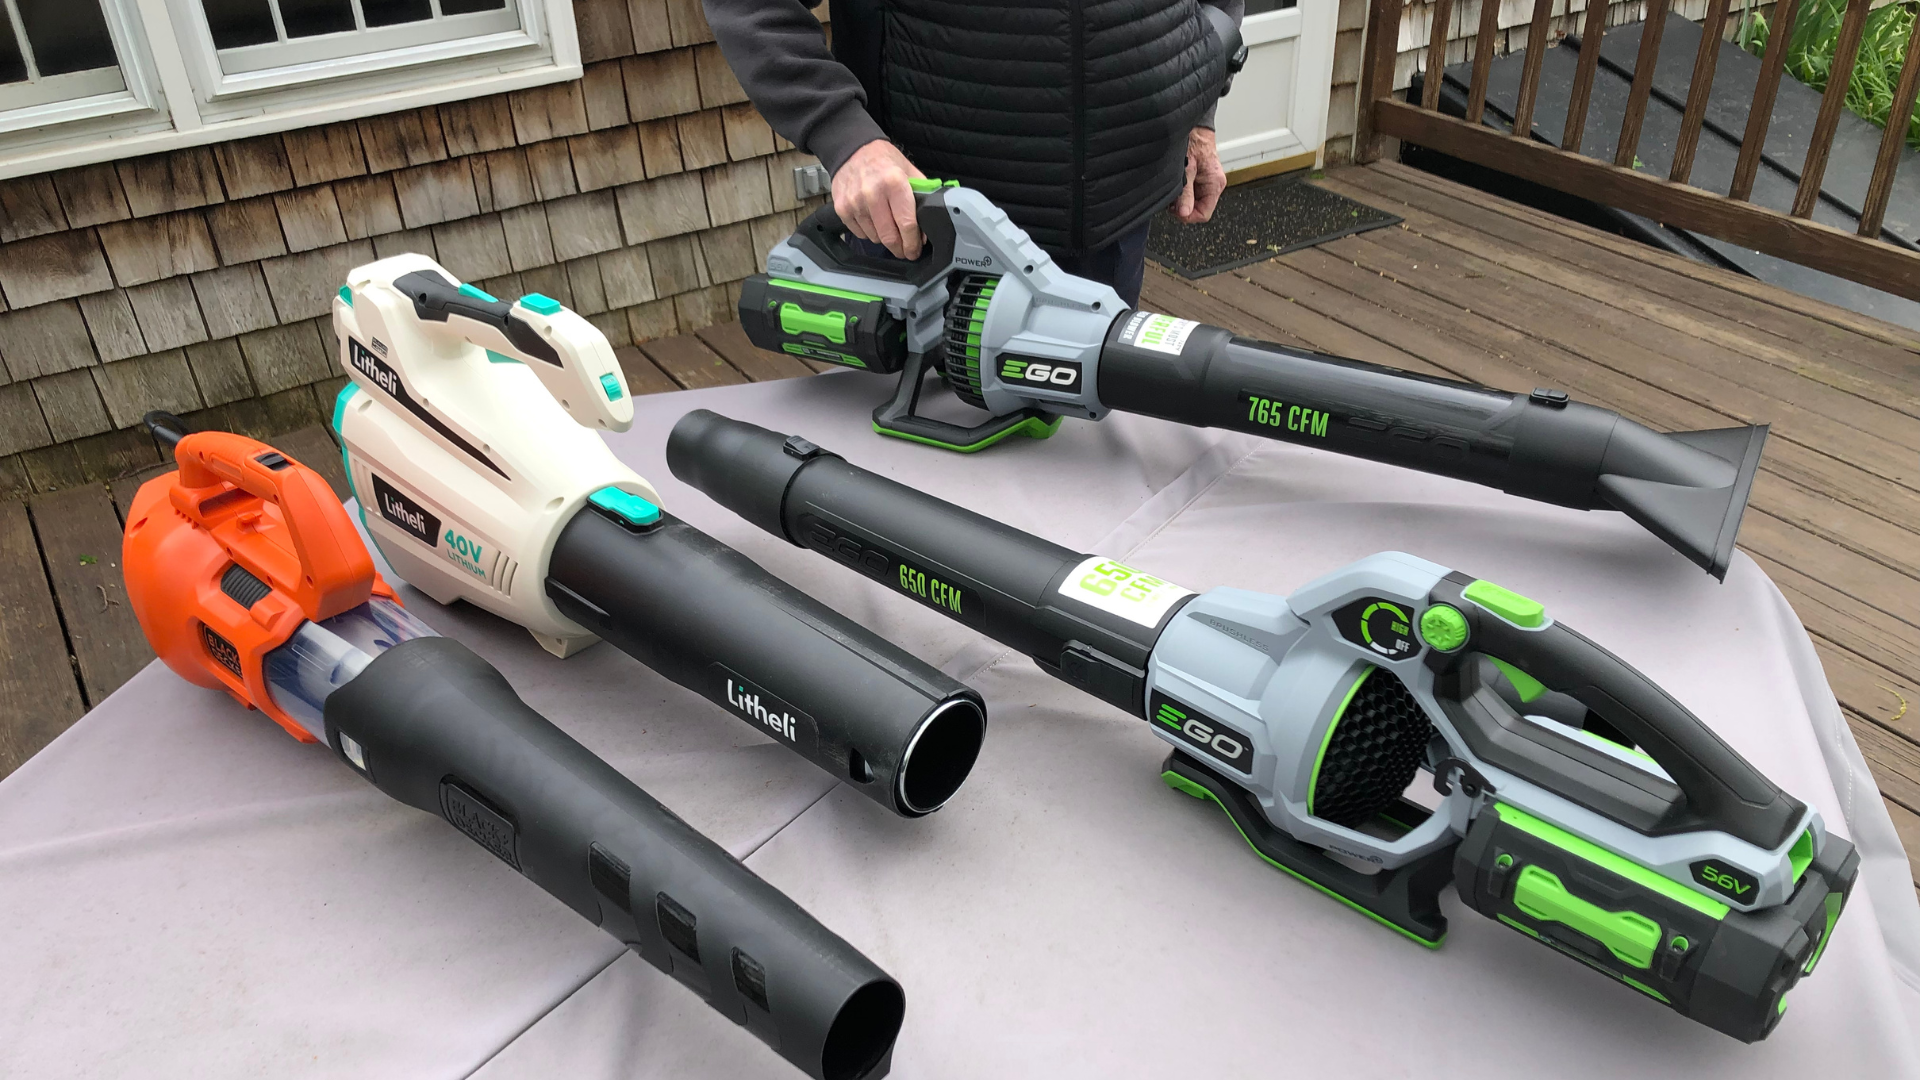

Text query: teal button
(485, 350), (521, 364)
(590, 486), (660, 526)
(599, 372), (623, 401)
(519, 293), (563, 315)
(458, 282), (498, 303)
(337, 285), (353, 307)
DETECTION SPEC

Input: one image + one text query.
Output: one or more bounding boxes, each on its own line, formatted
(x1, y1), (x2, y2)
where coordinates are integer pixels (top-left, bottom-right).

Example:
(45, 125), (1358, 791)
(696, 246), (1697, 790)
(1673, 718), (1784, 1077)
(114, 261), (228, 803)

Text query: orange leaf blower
(120, 414), (905, 1080)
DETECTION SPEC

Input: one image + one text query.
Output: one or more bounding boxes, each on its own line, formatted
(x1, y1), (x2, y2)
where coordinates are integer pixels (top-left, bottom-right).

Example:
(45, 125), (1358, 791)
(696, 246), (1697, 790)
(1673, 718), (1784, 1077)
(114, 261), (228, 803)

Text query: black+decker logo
(202, 625), (241, 675)
(370, 474), (440, 548)
(441, 780), (519, 869)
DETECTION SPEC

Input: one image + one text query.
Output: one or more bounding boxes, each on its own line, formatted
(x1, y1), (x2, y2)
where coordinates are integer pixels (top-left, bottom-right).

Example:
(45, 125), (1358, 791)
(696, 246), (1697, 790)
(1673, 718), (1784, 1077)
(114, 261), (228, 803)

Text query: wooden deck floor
(4, 161), (1917, 894)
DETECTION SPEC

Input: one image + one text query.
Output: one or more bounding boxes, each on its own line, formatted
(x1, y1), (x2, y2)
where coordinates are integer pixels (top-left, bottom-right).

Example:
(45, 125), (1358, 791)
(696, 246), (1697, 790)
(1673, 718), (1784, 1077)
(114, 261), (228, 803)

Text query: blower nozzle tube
(667, 410), (1174, 716)
(1098, 320), (1766, 579)
(327, 636), (904, 1080)
(544, 502), (987, 817)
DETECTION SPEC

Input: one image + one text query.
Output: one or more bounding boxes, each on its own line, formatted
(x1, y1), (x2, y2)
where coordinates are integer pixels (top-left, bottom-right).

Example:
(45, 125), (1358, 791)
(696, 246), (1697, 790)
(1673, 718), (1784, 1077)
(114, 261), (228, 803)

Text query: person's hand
(832, 140), (926, 259)
(1173, 127), (1226, 224)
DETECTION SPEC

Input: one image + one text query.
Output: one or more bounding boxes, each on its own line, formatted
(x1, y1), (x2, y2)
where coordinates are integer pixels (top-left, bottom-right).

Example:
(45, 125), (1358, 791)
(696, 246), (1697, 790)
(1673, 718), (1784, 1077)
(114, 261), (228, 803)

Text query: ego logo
(1691, 860), (1759, 900)
(1000, 357), (1081, 393)
(1149, 692), (1252, 775)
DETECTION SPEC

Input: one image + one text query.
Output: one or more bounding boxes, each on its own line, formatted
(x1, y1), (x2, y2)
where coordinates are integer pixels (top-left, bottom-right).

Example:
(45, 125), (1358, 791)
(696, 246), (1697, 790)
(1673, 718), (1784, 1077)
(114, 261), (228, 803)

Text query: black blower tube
(545, 505), (987, 818)
(326, 637), (904, 1080)
(666, 411), (1163, 712)
(1097, 322), (1768, 579)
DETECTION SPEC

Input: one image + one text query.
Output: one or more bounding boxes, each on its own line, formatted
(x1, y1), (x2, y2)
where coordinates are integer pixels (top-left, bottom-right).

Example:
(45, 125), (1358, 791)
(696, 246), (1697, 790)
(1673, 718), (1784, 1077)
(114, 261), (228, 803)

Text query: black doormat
(1146, 173), (1401, 279)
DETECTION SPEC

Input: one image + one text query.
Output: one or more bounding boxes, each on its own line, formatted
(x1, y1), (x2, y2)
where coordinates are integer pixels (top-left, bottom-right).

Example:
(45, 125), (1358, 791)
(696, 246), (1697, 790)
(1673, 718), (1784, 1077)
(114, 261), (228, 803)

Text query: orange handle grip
(167, 431), (374, 622)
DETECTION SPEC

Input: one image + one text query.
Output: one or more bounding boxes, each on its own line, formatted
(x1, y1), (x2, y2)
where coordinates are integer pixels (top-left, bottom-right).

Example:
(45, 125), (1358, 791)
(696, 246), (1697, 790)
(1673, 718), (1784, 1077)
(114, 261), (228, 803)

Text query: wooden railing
(1356, 0), (1920, 304)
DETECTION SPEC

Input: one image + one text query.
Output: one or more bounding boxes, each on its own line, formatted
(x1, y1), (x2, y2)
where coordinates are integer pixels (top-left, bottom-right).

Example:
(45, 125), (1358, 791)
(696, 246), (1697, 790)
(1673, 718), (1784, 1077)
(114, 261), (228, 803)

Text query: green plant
(1736, 0), (1920, 150)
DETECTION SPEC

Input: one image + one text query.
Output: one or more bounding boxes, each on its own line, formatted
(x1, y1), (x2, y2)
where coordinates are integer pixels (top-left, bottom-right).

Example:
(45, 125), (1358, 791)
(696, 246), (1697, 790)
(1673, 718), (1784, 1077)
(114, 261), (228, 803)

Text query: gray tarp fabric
(3, 372), (1917, 1078)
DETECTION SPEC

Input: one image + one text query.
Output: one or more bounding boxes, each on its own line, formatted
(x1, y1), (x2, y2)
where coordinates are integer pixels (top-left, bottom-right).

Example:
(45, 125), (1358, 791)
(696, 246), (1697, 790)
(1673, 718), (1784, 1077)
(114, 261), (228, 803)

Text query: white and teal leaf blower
(330, 255), (988, 819)
(736, 184), (1765, 579)
(667, 409), (1857, 1044)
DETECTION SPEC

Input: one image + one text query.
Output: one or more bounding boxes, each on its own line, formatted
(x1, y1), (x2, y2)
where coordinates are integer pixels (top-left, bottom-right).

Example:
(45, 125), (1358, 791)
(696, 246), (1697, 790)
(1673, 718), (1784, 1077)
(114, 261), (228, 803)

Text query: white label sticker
(1119, 312), (1200, 355)
(1058, 557), (1194, 627)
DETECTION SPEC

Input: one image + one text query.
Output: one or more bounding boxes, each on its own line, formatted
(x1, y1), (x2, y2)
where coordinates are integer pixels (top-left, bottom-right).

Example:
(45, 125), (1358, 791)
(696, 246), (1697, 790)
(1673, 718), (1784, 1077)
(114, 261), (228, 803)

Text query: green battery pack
(738, 275), (909, 374)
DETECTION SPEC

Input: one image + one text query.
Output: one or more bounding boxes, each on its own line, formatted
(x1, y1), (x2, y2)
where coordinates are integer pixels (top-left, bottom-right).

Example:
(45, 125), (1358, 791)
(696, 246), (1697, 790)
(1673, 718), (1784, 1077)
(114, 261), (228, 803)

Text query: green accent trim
(1495, 803), (1729, 918)
(1789, 830), (1815, 882)
(1463, 579), (1546, 628)
(589, 486), (661, 526)
(1489, 657), (1548, 703)
(1499, 916), (1671, 1002)
(906, 177), (958, 192)
(518, 292), (562, 315)
(1419, 604), (1468, 652)
(1309, 667), (1372, 817)
(1777, 994), (1789, 1015)
(337, 285), (353, 307)
(769, 278), (882, 303)
(1805, 893), (1842, 974)
(485, 350), (521, 364)
(780, 302), (847, 343)
(1670, 935), (1689, 951)
(330, 381), (359, 436)
(1162, 770), (1446, 948)
(1163, 771), (1211, 800)
(1625, 976), (1672, 1004)
(1495, 853), (1514, 869)
(458, 282), (497, 303)
(1513, 865), (1662, 967)
(599, 373), (624, 401)
(871, 414), (1060, 453)
(780, 342), (866, 367)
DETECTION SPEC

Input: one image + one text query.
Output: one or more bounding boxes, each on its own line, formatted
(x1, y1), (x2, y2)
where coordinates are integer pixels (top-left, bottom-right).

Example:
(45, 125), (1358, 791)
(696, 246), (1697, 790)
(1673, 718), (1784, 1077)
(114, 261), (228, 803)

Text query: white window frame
(0, 0), (165, 135)
(0, 0), (577, 179)
(167, 0), (543, 102)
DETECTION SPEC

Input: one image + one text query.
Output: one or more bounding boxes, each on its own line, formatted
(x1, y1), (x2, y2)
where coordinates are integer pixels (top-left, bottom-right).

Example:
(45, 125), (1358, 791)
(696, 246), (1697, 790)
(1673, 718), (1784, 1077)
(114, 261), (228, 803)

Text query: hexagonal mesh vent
(1310, 668), (1433, 827)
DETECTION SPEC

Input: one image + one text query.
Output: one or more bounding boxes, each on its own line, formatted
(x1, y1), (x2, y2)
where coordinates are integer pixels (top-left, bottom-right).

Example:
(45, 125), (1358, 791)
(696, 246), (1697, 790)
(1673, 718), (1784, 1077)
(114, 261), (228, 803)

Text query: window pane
(439, 0), (505, 15)
(362, 0), (429, 27)
(203, 0), (279, 48)
(17, 0), (118, 76)
(0, 25), (26, 84)
(280, 0), (356, 38)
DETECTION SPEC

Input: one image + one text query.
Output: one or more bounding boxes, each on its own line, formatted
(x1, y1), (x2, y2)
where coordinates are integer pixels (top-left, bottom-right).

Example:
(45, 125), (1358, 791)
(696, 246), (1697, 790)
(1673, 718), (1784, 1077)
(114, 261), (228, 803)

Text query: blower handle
(392, 268), (562, 366)
(1433, 577), (1805, 851)
(788, 185), (960, 289)
(162, 426), (374, 623)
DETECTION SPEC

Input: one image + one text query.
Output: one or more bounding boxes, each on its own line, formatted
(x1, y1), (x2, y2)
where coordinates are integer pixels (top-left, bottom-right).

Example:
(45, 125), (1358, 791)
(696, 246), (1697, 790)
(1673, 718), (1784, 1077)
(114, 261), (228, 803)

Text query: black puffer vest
(831, 0), (1229, 252)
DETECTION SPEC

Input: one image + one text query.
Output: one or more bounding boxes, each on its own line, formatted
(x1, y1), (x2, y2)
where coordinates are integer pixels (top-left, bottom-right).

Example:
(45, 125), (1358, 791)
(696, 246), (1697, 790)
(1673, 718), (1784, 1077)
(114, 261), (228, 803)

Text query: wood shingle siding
(0, 0), (827, 497)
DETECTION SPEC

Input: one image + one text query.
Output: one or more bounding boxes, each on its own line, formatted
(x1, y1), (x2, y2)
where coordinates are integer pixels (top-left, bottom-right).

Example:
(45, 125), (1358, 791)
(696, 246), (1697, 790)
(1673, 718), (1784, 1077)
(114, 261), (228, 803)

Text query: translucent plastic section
(264, 598), (437, 740)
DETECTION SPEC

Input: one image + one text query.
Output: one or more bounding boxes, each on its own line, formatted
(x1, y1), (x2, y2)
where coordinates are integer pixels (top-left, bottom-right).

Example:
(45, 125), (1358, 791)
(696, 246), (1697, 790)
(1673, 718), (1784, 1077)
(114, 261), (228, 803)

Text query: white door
(1211, 0), (1340, 175)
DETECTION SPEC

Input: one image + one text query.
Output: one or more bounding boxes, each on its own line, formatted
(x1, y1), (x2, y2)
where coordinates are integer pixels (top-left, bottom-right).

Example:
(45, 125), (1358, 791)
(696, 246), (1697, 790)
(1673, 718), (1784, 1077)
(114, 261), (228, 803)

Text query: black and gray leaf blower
(736, 184), (1765, 578)
(667, 410), (1856, 1043)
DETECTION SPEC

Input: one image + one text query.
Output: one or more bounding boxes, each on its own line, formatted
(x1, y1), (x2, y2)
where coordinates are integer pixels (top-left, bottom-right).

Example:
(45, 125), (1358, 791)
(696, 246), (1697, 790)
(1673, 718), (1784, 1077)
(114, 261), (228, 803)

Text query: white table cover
(4, 372), (1917, 1078)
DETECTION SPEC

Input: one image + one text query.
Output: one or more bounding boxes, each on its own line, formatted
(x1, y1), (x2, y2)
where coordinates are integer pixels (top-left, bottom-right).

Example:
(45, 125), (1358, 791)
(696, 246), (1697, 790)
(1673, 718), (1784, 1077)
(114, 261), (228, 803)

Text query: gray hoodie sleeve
(700, 0), (1242, 171)
(701, 0), (887, 174)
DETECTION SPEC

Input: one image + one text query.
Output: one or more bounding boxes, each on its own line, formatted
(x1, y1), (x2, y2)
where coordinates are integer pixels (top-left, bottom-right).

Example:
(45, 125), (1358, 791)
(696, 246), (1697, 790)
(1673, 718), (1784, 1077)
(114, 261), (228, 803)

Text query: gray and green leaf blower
(667, 410), (1856, 1044)
(736, 184), (1764, 579)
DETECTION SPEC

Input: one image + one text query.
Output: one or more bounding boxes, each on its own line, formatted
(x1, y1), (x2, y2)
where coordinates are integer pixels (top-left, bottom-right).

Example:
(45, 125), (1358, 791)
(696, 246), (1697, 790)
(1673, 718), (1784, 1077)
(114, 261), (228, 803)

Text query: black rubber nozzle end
(143, 410), (190, 453)
(1597, 423), (1768, 581)
(821, 978), (906, 1080)
(667, 409), (826, 543)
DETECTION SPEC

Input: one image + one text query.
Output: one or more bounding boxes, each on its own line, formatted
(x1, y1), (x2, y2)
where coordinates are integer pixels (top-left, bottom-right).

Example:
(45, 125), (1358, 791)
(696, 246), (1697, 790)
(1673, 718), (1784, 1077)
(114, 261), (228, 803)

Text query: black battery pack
(739, 275), (909, 374)
(1454, 802), (1857, 1042)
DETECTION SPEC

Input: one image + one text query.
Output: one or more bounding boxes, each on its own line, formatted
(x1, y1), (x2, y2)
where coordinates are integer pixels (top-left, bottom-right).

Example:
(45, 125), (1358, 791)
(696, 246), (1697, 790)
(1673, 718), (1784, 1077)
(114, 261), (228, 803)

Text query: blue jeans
(850, 219), (1152, 308)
